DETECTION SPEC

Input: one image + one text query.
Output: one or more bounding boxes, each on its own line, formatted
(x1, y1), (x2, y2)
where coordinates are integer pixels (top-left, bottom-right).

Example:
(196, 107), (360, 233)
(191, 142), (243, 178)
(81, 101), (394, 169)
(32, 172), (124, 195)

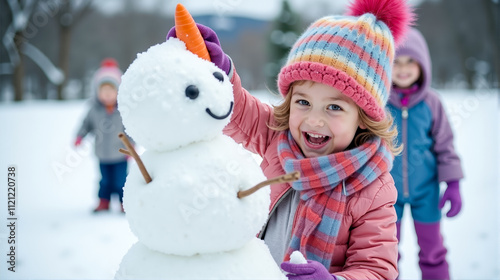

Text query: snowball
(115, 238), (286, 279)
(123, 136), (269, 256)
(289, 251), (307, 264)
(118, 38), (234, 152)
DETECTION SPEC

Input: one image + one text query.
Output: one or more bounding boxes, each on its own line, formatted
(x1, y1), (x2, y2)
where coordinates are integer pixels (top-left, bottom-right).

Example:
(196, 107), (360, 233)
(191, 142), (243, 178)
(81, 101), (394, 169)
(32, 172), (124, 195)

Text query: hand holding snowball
(281, 251), (336, 280)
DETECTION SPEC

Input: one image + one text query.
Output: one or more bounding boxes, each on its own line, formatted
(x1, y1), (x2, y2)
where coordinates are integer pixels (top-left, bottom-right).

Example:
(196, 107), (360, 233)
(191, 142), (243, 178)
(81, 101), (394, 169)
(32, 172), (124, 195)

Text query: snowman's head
(118, 38), (234, 152)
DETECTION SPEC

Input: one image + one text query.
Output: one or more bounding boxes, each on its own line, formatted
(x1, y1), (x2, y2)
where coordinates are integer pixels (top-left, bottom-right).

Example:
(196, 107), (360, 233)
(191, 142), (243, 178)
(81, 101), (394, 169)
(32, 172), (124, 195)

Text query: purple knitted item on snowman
(166, 23), (231, 75)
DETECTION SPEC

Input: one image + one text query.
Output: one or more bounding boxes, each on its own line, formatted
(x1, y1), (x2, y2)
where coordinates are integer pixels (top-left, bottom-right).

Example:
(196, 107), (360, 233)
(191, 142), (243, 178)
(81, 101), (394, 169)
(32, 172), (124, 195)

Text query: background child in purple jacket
(387, 28), (464, 280)
(75, 58), (129, 213)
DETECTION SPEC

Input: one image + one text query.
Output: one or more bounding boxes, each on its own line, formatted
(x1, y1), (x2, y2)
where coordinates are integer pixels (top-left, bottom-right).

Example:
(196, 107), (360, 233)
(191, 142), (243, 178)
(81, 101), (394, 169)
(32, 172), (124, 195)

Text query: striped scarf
(277, 131), (393, 269)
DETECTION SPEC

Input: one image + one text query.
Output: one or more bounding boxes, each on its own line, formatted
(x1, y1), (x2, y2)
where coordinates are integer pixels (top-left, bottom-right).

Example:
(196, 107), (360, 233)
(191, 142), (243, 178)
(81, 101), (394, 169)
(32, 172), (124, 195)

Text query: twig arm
(118, 133), (152, 184)
(237, 171), (300, 199)
(119, 148), (131, 156)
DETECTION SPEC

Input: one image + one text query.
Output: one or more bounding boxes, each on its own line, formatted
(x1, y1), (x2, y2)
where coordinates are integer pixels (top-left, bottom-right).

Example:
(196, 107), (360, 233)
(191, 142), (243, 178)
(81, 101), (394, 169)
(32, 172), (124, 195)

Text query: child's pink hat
(93, 58), (123, 92)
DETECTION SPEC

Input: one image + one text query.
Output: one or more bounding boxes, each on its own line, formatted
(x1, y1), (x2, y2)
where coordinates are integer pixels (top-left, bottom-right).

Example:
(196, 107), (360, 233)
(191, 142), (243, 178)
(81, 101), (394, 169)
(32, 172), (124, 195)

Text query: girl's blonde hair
(269, 81), (402, 155)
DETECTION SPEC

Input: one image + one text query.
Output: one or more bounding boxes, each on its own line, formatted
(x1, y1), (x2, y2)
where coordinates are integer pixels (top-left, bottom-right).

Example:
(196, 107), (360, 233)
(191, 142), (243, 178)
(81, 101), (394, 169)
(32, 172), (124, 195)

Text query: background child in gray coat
(75, 58), (128, 213)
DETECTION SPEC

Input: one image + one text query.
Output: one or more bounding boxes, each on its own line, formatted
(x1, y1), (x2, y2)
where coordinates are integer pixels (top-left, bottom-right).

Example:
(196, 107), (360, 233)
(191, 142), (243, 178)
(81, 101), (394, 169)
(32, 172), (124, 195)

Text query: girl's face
(392, 55), (421, 88)
(289, 81), (365, 158)
(98, 83), (118, 106)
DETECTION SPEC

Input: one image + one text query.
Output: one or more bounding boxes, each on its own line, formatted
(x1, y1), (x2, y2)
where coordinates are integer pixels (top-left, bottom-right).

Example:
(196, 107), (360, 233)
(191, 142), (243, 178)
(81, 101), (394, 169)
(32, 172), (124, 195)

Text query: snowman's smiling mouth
(206, 102), (233, 120)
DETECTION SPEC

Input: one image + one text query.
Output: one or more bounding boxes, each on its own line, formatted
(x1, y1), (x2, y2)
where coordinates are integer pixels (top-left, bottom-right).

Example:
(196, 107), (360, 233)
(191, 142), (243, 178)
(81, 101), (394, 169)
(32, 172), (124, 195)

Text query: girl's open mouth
(303, 132), (331, 149)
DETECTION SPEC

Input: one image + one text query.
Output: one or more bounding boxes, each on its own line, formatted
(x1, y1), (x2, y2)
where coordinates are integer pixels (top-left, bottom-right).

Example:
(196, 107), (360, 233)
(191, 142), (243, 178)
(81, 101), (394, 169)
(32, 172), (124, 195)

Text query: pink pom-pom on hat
(277, 0), (415, 121)
(346, 0), (416, 46)
(100, 58), (119, 68)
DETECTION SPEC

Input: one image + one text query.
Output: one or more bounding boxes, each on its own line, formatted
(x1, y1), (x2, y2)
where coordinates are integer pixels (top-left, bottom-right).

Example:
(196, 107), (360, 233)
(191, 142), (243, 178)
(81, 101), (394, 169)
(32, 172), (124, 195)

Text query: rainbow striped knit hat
(278, 0), (414, 121)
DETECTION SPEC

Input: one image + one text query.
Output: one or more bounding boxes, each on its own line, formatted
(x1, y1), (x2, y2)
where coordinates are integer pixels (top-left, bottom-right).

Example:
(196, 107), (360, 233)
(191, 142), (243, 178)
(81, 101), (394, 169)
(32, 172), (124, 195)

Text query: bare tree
(1, 0), (67, 101)
(3, 0), (37, 101)
(56, 0), (92, 100)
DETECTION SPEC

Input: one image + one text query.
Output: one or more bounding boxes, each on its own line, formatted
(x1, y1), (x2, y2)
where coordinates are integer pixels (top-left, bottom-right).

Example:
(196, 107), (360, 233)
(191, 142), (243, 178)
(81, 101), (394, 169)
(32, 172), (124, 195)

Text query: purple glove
(281, 260), (336, 280)
(438, 180), (462, 217)
(166, 23), (231, 75)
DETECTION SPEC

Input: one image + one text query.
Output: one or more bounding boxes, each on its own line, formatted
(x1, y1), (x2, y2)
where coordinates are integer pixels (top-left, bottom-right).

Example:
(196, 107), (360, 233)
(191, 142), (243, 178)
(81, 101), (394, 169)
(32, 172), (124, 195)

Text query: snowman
(113, 9), (289, 279)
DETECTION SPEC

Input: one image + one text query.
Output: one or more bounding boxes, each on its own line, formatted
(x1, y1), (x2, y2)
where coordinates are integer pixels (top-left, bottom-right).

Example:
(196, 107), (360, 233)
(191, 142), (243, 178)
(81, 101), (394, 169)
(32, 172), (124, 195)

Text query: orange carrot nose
(175, 3), (211, 62)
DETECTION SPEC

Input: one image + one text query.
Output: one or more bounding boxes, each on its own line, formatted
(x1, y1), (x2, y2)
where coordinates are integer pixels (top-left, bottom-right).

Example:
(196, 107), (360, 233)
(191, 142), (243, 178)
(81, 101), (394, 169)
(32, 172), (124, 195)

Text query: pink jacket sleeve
(336, 174), (399, 280)
(223, 69), (278, 157)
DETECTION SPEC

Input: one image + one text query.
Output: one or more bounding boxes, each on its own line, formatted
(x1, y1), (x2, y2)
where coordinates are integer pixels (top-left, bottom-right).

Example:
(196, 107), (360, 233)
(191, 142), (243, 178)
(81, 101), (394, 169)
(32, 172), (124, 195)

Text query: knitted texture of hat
(277, 0), (414, 121)
(93, 58), (123, 91)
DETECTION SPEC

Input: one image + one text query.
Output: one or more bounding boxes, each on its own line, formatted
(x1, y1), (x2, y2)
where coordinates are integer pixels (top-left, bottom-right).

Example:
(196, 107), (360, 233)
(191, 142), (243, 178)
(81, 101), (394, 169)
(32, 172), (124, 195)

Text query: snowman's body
(114, 38), (285, 279)
(115, 238), (283, 279)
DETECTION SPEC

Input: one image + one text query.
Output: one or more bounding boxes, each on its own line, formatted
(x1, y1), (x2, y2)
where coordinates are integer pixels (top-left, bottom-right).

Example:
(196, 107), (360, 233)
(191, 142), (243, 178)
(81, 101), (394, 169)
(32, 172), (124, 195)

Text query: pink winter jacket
(223, 70), (399, 280)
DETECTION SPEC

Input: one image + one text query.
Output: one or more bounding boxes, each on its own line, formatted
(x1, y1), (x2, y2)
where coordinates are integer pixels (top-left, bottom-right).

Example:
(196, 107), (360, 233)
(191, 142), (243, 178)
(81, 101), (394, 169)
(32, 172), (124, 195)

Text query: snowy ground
(0, 89), (499, 279)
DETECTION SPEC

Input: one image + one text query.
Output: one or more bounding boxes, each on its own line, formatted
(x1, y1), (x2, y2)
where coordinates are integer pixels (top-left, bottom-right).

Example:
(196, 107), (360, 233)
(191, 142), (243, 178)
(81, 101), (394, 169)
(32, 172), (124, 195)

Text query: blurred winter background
(0, 0), (499, 279)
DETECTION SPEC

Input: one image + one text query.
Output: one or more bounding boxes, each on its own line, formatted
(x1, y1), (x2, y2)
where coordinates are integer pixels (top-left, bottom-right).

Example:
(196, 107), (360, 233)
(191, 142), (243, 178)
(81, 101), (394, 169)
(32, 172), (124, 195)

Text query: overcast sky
(93, 0), (424, 20)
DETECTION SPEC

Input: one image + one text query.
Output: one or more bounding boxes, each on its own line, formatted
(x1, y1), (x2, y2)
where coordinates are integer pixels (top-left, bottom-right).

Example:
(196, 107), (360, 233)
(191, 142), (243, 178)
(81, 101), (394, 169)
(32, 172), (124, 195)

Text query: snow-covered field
(0, 89), (499, 279)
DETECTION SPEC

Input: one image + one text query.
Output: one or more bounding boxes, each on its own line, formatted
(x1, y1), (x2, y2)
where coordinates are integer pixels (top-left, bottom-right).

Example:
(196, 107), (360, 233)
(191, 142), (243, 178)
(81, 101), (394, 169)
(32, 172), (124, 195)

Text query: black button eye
(213, 72), (224, 82)
(185, 85), (199, 100)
